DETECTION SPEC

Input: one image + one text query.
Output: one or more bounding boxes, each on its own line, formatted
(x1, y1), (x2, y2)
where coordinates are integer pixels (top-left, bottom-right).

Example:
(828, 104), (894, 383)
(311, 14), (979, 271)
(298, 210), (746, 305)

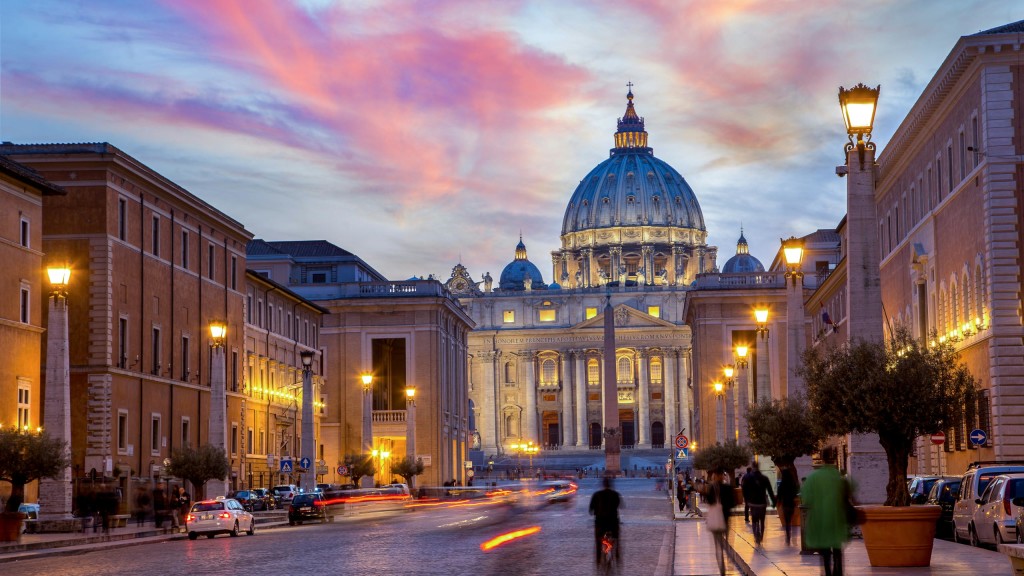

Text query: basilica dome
(498, 237), (546, 291)
(721, 230), (764, 273)
(560, 89), (706, 245)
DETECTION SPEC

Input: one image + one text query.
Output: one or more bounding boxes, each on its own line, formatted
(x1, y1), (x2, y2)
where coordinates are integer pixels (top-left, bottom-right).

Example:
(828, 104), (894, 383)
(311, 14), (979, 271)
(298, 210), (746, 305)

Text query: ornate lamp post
(753, 308), (771, 402)
(405, 386), (417, 487)
(39, 266), (72, 520)
(712, 381), (725, 444)
(299, 350), (315, 494)
(207, 320), (228, 498)
(723, 365), (736, 442)
(734, 345), (750, 444)
(782, 236), (806, 397)
(360, 373), (374, 487)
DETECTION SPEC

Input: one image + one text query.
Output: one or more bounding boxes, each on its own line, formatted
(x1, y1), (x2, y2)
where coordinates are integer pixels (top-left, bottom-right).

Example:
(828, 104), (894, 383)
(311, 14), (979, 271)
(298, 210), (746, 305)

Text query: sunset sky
(1, 1), (1018, 281)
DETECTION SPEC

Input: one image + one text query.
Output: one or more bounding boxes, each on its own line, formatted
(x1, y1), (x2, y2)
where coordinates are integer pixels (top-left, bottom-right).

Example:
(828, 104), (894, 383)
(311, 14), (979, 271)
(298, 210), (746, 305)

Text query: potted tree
(746, 394), (823, 525)
(343, 454), (376, 488)
(392, 456), (424, 491)
(164, 444), (229, 501)
(802, 326), (978, 567)
(0, 426), (70, 541)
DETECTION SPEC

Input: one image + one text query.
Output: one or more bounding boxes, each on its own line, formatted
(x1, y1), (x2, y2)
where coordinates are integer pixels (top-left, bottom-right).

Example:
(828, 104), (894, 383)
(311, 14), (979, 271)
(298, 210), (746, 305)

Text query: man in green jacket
(800, 451), (849, 576)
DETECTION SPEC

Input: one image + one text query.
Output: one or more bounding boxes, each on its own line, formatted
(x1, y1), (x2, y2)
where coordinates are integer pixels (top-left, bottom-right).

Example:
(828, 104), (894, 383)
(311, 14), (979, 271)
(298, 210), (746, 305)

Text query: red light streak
(480, 526), (541, 551)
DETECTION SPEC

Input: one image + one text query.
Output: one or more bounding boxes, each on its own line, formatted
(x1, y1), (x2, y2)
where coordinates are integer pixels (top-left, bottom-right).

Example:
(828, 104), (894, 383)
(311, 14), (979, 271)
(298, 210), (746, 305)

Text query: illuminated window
(650, 358), (663, 383)
(503, 310), (515, 323)
(586, 307), (598, 320)
(587, 359), (600, 386)
(539, 309), (556, 322)
(17, 381), (30, 430)
(541, 359), (556, 384)
(617, 357), (633, 384)
(647, 306), (660, 318)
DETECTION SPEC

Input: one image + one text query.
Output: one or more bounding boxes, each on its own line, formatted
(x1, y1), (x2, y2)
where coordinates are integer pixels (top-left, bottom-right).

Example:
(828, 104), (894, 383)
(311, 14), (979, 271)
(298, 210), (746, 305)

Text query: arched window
(950, 280), (959, 333)
(617, 356), (632, 384)
(975, 263), (985, 321)
(587, 358), (600, 386)
(650, 357), (663, 384)
(541, 358), (556, 385)
(505, 361), (516, 384)
(962, 272), (971, 330)
(505, 414), (518, 438)
(937, 286), (946, 335)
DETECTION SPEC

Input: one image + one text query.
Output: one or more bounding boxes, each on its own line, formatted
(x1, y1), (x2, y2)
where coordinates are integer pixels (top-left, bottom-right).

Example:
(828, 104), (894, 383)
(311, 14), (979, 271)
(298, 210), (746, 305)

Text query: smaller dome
(499, 236), (546, 291)
(548, 282), (562, 290)
(721, 229), (765, 273)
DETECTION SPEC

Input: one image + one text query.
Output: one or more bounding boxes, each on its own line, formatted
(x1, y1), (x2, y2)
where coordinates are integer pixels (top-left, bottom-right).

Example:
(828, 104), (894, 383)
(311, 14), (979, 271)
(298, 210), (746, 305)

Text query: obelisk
(602, 295), (620, 475)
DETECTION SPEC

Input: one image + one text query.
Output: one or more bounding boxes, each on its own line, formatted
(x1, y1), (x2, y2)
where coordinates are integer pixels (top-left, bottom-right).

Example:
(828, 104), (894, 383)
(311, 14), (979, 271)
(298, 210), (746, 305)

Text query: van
(952, 461), (1024, 545)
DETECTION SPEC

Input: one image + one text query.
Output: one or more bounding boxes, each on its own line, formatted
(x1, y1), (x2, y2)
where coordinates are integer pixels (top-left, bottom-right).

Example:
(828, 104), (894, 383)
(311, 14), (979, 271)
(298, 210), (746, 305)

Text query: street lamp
(207, 320), (228, 498)
(360, 373), (374, 487)
(781, 237), (805, 285)
(299, 350), (315, 494)
(781, 236), (806, 397)
(40, 265), (72, 520)
(405, 386), (417, 488)
(734, 345), (750, 444)
(839, 83), (881, 168)
(754, 308), (769, 339)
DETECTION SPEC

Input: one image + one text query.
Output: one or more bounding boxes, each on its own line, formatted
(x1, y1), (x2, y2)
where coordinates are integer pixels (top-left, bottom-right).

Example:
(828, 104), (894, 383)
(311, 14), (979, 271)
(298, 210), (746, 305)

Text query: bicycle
(598, 531), (620, 575)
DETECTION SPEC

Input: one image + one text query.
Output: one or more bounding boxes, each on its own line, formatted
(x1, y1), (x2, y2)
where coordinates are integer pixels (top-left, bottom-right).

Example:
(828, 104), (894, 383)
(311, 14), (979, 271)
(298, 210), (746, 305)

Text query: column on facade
(560, 352), (575, 447)
(574, 350), (587, 447)
(581, 248), (594, 288)
(756, 334), (771, 402)
(668, 246), (679, 286)
(636, 348), (650, 447)
(610, 246), (622, 286)
(641, 245), (653, 285)
(663, 348), (677, 438)
(525, 352), (538, 443)
(478, 351), (499, 455)
(736, 361), (750, 445)
(725, 372), (736, 443)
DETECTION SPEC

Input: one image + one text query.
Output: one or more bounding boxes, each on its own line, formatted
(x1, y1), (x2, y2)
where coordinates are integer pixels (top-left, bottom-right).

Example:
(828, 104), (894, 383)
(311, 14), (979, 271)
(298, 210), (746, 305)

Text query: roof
(972, 19), (1024, 35)
(247, 239), (353, 258)
(245, 269), (331, 314)
(0, 155), (66, 196)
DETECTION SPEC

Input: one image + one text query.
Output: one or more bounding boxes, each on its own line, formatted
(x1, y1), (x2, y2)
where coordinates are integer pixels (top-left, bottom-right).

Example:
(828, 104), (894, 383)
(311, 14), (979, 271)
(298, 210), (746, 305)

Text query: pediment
(572, 304), (677, 330)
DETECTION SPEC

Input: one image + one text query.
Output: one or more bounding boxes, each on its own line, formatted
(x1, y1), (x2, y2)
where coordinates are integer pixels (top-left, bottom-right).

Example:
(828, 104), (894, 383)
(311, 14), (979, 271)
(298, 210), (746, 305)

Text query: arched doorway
(541, 411), (559, 447)
(651, 421), (665, 447)
(589, 423), (602, 448)
(619, 409), (635, 447)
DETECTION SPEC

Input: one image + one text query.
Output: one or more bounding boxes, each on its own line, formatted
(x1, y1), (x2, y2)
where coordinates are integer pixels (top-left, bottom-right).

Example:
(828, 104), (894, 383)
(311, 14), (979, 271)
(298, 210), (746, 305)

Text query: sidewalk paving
(674, 506), (1014, 576)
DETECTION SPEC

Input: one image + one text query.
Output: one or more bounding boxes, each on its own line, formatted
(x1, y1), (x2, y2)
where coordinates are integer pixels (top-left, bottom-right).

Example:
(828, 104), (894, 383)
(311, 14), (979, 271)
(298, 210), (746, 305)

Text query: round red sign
(930, 432), (946, 445)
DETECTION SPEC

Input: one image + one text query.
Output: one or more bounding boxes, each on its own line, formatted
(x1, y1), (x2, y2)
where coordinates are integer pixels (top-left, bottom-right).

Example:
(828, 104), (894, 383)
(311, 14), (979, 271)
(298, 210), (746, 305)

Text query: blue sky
(0, 1), (1018, 280)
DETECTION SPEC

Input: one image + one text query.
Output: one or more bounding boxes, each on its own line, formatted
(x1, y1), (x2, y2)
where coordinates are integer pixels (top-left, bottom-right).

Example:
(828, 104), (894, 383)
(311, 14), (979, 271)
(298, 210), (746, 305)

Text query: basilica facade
(446, 91), (725, 458)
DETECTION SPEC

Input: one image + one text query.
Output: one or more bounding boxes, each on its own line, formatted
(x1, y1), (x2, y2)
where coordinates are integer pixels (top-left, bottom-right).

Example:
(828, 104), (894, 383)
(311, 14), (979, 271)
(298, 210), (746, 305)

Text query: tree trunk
(884, 444), (911, 506)
(4, 482), (26, 513)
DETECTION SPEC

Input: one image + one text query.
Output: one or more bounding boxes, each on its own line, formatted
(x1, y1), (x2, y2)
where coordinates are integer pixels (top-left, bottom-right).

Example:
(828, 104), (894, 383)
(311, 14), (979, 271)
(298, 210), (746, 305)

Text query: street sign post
(674, 434), (689, 449)
(337, 465), (348, 476)
(970, 429), (987, 446)
(280, 458), (293, 474)
(299, 457), (312, 470)
(930, 432), (946, 445)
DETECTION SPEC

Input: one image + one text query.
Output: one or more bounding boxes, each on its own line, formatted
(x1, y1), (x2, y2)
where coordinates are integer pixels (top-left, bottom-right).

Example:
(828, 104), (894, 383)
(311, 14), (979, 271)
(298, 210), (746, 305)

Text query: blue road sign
(970, 429), (987, 445)
(676, 448), (689, 459)
(300, 457), (312, 470)
(280, 458), (293, 473)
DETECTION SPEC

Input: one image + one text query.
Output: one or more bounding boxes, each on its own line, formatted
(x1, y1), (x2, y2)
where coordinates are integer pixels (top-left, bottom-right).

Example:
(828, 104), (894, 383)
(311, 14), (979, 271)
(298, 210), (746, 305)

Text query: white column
(300, 363), (315, 493)
(736, 362), (750, 445)
(361, 381), (373, 488)
(39, 291), (72, 519)
(525, 352), (538, 443)
(406, 394), (417, 488)
(574, 351), (587, 447)
(560, 352), (574, 447)
(756, 334), (771, 402)
(786, 275), (806, 397)
(477, 352), (499, 455)
(207, 343), (228, 498)
(637, 349), (650, 447)
(716, 394), (725, 444)
(725, 375), (736, 443)
(663, 349), (677, 439)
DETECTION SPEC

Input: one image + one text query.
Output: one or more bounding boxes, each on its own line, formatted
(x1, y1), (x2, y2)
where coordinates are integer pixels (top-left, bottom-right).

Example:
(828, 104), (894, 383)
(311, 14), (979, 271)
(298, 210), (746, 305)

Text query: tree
(391, 456), (424, 488)
(343, 454), (375, 487)
(746, 394), (824, 478)
(0, 427), (70, 513)
(692, 440), (751, 474)
(164, 445), (228, 500)
(802, 326), (978, 506)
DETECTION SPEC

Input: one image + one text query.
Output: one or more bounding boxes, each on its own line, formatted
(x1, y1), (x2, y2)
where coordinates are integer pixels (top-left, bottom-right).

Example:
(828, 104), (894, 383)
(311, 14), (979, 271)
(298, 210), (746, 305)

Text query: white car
(185, 498), (256, 540)
(970, 473), (1024, 546)
(952, 463), (1024, 545)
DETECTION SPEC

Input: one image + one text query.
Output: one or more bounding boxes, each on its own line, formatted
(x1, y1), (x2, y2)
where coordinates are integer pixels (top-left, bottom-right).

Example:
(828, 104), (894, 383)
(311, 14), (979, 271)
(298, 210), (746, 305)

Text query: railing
(372, 410), (407, 424)
(693, 271), (823, 290)
(298, 280), (451, 301)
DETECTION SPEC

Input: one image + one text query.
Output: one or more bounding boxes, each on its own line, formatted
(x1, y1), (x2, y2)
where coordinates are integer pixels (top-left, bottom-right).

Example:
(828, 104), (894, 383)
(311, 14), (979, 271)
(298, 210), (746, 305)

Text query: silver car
(970, 473), (1024, 546)
(185, 498), (256, 540)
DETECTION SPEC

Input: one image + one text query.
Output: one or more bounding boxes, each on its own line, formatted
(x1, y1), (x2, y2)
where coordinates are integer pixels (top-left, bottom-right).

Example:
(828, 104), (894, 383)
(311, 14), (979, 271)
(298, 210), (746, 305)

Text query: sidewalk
(673, 506), (1014, 576)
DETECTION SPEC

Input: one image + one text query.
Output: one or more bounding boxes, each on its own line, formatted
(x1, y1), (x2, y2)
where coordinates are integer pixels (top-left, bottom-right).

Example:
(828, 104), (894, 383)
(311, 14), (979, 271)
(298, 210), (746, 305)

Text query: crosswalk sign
(676, 449), (688, 460)
(280, 458), (293, 473)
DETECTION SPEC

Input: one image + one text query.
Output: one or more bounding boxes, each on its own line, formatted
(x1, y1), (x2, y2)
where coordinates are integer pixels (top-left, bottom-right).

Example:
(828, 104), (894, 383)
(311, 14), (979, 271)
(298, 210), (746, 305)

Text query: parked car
(925, 476), (961, 539)
(952, 462), (1024, 545)
(908, 476), (941, 505)
(185, 498), (256, 540)
(272, 484), (300, 504)
(226, 490), (264, 512)
(971, 473), (1024, 546)
(17, 502), (40, 519)
(288, 492), (333, 525)
(251, 488), (276, 510)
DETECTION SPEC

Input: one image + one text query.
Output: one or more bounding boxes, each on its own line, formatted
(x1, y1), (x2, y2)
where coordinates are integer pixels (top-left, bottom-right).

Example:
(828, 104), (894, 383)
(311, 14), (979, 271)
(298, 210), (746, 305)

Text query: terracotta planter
(860, 505), (941, 567)
(777, 496), (800, 526)
(0, 512), (26, 542)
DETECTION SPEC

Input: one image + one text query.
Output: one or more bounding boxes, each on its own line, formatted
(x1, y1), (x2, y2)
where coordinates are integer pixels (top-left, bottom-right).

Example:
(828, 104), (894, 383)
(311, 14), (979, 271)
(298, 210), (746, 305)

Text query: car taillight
(1005, 496), (1013, 516)
(186, 514), (195, 523)
(218, 512), (231, 519)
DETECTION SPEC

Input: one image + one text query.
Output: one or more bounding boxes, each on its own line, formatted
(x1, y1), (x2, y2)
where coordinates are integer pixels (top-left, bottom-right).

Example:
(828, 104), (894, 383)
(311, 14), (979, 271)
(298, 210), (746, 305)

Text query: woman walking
(701, 469), (735, 576)
(777, 464), (800, 545)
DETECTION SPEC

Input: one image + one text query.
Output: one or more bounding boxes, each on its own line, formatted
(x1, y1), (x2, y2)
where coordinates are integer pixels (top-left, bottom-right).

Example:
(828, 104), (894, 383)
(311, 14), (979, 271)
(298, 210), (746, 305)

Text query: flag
(821, 304), (835, 333)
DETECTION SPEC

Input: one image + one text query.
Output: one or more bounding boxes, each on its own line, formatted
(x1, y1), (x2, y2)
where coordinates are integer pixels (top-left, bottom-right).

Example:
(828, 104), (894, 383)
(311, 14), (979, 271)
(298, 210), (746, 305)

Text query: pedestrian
(740, 462), (776, 544)
(588, 475), (623, 566)
(134, 486), (151, 526)
(800, 450), (849, 576)
(676, 474), (686, 512)
(739, 466), (753, 523)
(700, 468), (734, 576)
(152, 483), (167, 529)
(777, 464), (800, 545)
(176, 486), (191, 533)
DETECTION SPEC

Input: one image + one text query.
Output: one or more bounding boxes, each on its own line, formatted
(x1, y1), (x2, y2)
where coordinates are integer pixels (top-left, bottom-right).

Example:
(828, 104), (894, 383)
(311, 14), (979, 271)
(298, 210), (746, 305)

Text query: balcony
(372, 410), (407, 437)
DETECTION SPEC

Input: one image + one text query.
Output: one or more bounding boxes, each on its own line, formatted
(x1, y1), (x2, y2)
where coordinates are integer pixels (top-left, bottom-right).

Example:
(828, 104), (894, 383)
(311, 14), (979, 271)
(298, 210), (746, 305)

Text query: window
(181, 230), (189, 269)
(311, 272), (328, 284)
(181, 417), (191, 449)
(17, 381), (30, 430)
(247, 293), (253, 323)
(617, 357), (632, 384)
(152, 327), (161, 375)
(978, 389), (991, 446)
(118, 410), (128, 452)
(541, 358), (556, 385)
(20, 217), (29, 248)
(959, 132), (966, 181)
(259, 429), (265, 454)
(181, 335), (190, 381)
(946, 145), (953, 194)
(647, 306), (660, 318)
(587, 358), (600, 386)
(503, 310), (515, 323)
(267, 303), (274, 332)
(585, 307), (598, 320)
(118, 198), (127, 241)
(539, 309), (556, 322)
(119, 317), (128, 369)
(20, 287), (29, 324)
(935, 158), (942, 201)
(286, 313), (292, 337)
(650, 358), (663, 384)
(152, 216), (160, 256)
(247, 428), (253, 455)
(151, 414), (162, 455)
(231, 350), (238, 392)
(504, 361), (516, 383)
(208, 244), (215, 279)
(231, 424), (239, 455)
(258, 299), (263, 327)
(230, 256), (237, 290)
(972, 116), (980, 169)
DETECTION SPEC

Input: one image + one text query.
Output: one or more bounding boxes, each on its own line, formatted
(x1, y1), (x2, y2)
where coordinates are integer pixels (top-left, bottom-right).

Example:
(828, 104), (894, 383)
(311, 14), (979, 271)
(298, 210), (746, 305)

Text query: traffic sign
(970, 429), (987, 446)
(337, 465), (348, 476)
(930, 432), (946, 445)
(674, 434), (689, 449)
(299, 457), (312, 470)
(676, 448), (688, 459)
(280, 458), (293, 473)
